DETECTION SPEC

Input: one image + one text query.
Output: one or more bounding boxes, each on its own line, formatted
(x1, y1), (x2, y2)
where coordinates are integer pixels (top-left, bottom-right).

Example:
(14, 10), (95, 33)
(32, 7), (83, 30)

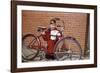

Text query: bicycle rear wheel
(22, 34), (40, 61)
(54, 36), (82, 61)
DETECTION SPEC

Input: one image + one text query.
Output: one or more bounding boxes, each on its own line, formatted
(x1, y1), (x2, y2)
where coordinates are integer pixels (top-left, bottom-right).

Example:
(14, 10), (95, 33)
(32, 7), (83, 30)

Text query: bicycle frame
(32, 34), (47, 52)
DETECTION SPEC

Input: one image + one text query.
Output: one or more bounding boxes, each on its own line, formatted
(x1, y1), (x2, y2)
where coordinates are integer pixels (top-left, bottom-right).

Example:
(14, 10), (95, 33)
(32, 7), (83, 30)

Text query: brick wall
(22, 10), (88, 55)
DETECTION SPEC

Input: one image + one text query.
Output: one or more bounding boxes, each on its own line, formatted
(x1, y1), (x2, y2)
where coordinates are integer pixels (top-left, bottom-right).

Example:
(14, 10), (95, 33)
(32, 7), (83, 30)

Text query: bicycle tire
(22, 34), (40, 61)
(54, 36), (82, 61)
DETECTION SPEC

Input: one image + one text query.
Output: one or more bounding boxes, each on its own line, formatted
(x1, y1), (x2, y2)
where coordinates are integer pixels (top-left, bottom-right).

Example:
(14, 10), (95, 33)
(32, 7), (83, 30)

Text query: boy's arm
(57, 31), (63, 40)
(41, 30), (50, 41)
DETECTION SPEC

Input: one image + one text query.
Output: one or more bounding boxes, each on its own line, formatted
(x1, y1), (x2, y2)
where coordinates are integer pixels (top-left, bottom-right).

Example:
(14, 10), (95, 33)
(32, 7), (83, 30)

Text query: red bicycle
(22, 28), (82, 62)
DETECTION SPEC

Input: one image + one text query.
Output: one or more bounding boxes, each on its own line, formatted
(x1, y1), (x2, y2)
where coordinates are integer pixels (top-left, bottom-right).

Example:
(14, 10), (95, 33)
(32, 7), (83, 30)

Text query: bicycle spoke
(27, 38), (37, 48)
(22, 34), (40, 61)
(55, 37), (82, 60)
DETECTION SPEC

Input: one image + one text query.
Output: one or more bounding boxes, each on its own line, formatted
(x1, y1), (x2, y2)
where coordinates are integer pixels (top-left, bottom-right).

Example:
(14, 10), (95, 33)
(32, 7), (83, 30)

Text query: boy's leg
(46, 40), (56, 60)
(47, 40), (55, 54)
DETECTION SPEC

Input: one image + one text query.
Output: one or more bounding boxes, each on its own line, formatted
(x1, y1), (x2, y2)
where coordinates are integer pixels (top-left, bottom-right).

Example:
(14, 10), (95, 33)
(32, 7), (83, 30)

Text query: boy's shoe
(45, 54), (56, 60)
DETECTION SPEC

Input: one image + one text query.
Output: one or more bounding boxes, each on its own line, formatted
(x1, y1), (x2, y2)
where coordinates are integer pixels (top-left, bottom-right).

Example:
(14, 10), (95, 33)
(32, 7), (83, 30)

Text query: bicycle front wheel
(54, 36), (82, 61)
(22, 34), (40, 61)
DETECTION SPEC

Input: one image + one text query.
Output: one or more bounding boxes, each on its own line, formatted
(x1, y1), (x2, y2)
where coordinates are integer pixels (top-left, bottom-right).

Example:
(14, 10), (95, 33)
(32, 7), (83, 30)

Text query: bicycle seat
(37, 26), (47, 32)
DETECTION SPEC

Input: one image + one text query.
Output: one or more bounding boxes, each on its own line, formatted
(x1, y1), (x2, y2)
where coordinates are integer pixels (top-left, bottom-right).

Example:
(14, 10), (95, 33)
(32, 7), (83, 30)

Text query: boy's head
(49, 18), (57, 30)
(50, 18), (64, 31)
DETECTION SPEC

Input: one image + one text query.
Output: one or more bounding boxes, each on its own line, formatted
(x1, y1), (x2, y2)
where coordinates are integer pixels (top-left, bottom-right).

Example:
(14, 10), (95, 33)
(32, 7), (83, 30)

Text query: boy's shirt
(42, 28), (62, 41)
(50, 29), (62, 40)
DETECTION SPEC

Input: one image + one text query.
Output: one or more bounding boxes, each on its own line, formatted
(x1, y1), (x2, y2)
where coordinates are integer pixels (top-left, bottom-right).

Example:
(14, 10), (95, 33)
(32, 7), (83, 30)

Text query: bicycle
(22, 27), (82, 62)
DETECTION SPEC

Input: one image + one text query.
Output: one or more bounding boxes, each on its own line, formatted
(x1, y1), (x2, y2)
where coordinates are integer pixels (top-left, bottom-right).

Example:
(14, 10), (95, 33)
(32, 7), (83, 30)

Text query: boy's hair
(50, 18), (60, 24)
(50, 17), (65, 31)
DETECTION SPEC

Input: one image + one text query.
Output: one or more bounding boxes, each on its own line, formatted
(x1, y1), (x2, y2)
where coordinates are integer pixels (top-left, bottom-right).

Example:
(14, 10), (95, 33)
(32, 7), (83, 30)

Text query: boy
(41, 18), (63, 60)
